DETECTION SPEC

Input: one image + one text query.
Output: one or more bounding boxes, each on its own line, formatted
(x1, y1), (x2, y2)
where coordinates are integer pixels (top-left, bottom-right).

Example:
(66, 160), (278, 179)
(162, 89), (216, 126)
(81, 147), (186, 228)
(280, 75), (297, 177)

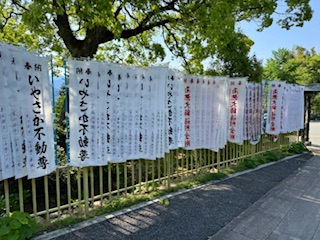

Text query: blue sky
(166, 0), (320, 70)
(240, 0), (320, 65)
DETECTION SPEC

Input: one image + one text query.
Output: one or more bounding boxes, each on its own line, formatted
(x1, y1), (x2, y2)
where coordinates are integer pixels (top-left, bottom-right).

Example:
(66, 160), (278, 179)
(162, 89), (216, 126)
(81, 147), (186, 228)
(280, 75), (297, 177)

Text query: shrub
(0, 211), (37, 240)
(287, 142), (308, 154)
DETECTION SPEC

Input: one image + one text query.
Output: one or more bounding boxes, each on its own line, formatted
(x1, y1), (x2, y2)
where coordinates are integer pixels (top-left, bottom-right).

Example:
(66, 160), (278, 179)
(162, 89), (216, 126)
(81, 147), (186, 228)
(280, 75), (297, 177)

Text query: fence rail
(0, 133), (296, 223)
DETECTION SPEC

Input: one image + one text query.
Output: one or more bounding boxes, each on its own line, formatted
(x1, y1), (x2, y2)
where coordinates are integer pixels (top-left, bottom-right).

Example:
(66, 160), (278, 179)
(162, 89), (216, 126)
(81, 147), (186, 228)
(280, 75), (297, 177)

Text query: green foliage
(0, 0), (313, 72)
(0, 212), (37, 240)
(159, 199), (170, 206)
(222, 144), (306, 175)
(287, 142), (308, 154)
(263, 46), (320, 85)
(206, 32), (264, 82)
(263, 48), (296, 83)
(263, 46), (320, 114)
(39, 216), (86, 233)
(0, 191), (31, 217)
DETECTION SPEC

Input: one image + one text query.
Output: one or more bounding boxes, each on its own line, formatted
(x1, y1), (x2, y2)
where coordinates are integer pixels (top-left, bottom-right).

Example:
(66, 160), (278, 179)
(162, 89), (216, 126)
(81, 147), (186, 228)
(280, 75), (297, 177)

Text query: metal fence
(0, 132), (297, 223)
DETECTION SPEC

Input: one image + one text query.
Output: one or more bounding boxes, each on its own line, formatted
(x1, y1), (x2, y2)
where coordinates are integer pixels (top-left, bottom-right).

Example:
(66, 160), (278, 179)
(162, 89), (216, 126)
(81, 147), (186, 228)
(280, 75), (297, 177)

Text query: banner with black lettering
(69, 59), (98, 166)
(14, 51), (55, 178)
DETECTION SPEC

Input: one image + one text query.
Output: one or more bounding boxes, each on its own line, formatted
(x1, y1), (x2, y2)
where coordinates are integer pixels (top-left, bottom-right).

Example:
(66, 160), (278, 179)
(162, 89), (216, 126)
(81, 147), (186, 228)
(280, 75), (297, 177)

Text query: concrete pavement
(209, 147), (320, 240)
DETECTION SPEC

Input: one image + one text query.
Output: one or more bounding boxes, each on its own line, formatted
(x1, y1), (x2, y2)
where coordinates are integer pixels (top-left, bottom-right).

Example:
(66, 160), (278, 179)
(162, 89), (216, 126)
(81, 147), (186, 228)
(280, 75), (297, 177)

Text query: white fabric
(166, 70), (184, 150)
(183, 76), (196, 149)
(261, 81), (266, 134)
(69, 59), (97, 166)
(266, 81), (285, 135)
(250, 83), (261, 145)
(211, 77), (228, 151)
(14, 51), (55, 179)
(227, 78), (247, 145)
(0, 48), (16, 180)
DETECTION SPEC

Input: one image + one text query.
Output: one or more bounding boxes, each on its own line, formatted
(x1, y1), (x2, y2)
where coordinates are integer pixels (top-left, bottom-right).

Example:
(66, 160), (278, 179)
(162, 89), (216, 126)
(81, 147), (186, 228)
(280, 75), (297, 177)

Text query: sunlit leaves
(0, 0), (313, 73)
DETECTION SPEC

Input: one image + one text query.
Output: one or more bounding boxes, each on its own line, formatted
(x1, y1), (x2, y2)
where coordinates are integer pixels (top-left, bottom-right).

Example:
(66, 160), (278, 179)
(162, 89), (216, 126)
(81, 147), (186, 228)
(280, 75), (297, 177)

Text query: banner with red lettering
(183, 76), (196, 149)
(266, 81), (285, 135)
(227, 78), (247, 144)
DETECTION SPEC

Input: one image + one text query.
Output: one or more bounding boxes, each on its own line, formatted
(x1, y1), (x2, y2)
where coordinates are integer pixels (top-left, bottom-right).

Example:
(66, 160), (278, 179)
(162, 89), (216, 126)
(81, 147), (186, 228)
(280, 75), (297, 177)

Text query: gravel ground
(52, 154), (312, 240)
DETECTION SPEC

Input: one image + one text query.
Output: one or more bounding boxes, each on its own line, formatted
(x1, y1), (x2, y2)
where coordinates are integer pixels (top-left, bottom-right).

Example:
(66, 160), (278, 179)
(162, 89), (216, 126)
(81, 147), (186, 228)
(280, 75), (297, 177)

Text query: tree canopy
(263, 46), (320, 85)
(0, 0), (313, 73)
(206, 32), (263, 82)
(263, 46), (320, 113)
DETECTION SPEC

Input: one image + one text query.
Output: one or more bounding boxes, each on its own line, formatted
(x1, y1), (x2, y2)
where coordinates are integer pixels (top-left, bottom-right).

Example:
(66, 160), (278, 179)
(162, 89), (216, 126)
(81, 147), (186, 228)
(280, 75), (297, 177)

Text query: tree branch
(121, 19), (171, 39)
(11, 0), (28, 11)
(163, 24), (190, 73)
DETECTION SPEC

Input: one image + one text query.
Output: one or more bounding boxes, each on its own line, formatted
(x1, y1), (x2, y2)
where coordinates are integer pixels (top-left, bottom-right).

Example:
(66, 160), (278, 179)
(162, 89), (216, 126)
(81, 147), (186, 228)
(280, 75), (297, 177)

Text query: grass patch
(287, 142), (309, 154)
(37, 142), (309, 236)
(38, 216), (87, 233)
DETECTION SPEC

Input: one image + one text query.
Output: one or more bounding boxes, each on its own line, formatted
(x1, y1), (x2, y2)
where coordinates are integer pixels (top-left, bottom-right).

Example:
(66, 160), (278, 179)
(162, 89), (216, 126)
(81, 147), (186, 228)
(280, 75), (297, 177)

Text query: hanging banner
(211, 78), (221, 151)
(166, 70), (181, 150)
(146, 67), (159, 160)
(69, 59), (98, 167)
(140, 68), (151, 159)
(243, 83), (252, 141)
(0, 47), (16, 180)
(4, 49), (28, 179)
(204, 77), (213, 149)
(250, 83), (261, 145)
(177, 72), (185, 148)
(280, 84), (289, 133)
(13, 51), (55, 179)
(155, 67), (167, 158)
(194, 77), (202, 149)
(266, 81), (285, 135)
(97, 62), (107, 165)
(118, 65), (130, 161)
(298, 86), (305, 130)
(261, 81), (266, 134)
(211, 77), (228, 151)
(88, 62), (99, 163)
(227, 78), (247, 145)
(183, 75), (197, 150)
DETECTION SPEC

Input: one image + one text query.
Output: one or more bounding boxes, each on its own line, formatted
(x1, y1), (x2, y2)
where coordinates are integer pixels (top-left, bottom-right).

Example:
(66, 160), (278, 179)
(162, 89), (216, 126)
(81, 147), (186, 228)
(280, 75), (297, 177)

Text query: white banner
(266, 81), (285, 135)
(251, 83), (261, 145)
(227, 78), (247, 145)
(69, 59), (97, 167)
(211, 77), (228, 151)
(194, 77), (202, 148)
(183, 76), (197, 149)
(14, 51), (55, 179)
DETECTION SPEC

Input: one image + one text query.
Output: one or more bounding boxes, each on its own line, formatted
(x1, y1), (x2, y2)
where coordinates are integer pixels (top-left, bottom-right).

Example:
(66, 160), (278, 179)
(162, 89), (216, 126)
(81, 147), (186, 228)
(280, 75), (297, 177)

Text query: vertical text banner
(227, 78), (247, 145)
(266, 81), (284, 135)
(69, 59), (96, 167)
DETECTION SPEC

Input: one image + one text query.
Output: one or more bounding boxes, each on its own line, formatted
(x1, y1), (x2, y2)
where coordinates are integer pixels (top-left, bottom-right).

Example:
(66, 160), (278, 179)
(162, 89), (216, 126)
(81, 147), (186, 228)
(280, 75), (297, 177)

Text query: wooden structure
(302, 84), (320, 143)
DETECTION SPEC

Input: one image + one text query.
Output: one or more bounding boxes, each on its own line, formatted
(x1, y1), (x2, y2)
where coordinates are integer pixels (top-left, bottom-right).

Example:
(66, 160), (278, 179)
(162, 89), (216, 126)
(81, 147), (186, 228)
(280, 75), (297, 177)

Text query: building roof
(303, 83), (320, 93)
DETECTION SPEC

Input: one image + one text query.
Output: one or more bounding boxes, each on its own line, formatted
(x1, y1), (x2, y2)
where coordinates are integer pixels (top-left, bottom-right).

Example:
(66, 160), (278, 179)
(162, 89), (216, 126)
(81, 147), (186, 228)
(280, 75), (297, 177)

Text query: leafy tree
(0, 0), (313, 73)
(263, 48), (296, 82)
(263, 46), (320, 113)
(206, 32), (263, 82)
(264, 46), (320, 85)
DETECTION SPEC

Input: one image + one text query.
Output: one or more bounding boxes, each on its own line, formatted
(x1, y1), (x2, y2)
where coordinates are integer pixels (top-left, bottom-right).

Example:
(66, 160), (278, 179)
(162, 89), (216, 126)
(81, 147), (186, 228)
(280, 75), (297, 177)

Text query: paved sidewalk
(209, 148), (320, 240)
(34, 151), (313, 240)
